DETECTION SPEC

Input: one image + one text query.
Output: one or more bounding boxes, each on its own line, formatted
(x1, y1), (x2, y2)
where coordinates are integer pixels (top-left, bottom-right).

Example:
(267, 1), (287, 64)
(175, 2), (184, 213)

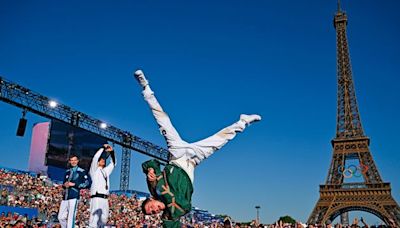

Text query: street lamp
(255, 206), (261, 225)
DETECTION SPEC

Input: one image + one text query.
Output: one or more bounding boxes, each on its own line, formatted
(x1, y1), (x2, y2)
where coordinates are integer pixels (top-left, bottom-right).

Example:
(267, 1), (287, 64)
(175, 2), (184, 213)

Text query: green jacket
(142, 159), (193, 228)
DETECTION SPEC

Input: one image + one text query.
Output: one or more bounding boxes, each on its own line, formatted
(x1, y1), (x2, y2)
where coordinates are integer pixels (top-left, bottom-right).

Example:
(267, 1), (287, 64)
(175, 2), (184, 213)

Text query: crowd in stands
(0, 168), (162, 227)
(0, 168), (396, 228)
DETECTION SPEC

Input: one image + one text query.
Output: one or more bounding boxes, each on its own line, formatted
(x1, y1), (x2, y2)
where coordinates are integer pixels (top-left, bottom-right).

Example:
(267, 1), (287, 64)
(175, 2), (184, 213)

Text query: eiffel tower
(307, 1), (400, 226)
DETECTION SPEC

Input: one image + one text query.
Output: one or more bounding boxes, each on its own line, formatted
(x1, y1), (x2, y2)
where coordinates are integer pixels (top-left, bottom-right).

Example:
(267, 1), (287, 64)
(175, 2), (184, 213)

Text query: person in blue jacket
(57, 154), (91, 228)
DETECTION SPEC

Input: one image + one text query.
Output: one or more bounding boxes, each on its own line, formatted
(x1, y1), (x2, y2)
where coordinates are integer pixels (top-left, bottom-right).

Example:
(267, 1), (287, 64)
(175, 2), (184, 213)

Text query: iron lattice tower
(307, 1), (400, 226)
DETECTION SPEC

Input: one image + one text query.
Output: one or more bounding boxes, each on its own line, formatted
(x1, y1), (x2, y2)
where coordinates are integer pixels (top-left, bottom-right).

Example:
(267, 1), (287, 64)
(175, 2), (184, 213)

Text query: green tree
(278, 215), (296, 224)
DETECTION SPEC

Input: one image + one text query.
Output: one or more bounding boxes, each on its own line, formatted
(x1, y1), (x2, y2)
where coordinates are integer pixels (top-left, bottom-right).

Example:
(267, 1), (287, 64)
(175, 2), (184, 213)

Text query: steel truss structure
(308, 2), (400, 226)
(0, 76), (169, 191)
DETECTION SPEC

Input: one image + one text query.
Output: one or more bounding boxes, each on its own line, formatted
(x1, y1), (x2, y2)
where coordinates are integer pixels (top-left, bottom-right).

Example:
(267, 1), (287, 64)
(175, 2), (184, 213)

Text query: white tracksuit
(142, 85), (248, 183)
(58, 198), (78, 228)
(89, 148), (115, 228)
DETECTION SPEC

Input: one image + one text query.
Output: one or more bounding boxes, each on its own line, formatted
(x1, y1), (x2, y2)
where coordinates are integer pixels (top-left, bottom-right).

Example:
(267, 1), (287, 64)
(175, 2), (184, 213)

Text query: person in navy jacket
(58, 154), (91, 228)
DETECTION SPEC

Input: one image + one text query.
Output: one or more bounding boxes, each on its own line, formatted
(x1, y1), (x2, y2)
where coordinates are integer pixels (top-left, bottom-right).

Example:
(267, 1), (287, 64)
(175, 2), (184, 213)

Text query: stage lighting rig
(0, 76), (169, 190)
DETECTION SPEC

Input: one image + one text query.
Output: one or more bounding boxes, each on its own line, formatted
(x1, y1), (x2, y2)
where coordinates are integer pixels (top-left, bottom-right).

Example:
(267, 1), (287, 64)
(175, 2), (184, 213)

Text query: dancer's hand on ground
(147, 168), (156, 182)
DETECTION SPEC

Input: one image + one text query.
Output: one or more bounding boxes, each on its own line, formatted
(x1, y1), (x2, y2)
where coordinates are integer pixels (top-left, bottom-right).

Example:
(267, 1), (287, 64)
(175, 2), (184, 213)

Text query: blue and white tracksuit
(58, 166), (90, 228)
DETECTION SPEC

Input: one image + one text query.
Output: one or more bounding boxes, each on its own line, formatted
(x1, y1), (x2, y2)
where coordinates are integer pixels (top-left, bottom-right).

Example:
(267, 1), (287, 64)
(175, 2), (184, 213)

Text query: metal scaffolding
(0, 76), (169, 190)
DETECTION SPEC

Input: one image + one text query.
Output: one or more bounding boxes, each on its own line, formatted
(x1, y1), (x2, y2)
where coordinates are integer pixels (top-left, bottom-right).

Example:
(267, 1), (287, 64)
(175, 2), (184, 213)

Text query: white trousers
(89, 197), (109, 228)
(142, 85), (247, 182)
(58, 198), (78, 228)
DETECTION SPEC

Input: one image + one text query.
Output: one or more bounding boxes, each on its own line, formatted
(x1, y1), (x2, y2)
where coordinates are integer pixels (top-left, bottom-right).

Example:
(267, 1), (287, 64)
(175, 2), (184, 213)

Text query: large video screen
(46, 120), (108, 170)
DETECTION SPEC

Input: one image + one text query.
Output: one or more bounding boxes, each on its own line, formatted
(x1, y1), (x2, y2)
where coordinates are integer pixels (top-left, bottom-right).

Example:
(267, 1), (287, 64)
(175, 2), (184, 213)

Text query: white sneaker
(134, 69), (149, 88)
(240, 114), (261, 125)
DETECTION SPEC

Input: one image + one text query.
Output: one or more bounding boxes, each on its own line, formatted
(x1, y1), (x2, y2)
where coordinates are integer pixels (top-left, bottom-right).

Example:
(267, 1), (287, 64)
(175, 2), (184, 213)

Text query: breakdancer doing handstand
(134, 70), (261, 227)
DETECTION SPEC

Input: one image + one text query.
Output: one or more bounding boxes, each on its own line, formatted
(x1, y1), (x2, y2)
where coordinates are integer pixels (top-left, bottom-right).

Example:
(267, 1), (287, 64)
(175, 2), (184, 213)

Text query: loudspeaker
(16, 118), (27, 137)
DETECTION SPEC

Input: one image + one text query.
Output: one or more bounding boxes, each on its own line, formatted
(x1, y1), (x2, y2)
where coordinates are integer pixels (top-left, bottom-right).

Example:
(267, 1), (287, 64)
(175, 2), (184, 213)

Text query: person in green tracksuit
(142, 159), (193, 227)
(134, 70), (261, 227)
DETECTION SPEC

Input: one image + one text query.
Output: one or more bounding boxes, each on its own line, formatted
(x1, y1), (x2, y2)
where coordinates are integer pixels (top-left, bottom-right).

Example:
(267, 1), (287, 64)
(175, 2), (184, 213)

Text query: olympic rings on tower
(337, 163), (369, 178)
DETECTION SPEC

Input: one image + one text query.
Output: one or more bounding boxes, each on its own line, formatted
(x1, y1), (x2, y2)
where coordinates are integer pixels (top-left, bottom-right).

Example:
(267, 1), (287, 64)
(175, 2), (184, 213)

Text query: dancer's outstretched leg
(134, 70), (192, 159)
(191, 114), (261, 165)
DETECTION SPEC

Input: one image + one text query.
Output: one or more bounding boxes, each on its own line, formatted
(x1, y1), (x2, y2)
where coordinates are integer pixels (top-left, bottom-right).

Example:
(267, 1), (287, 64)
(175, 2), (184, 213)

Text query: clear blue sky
(0, 0), (399, 224)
